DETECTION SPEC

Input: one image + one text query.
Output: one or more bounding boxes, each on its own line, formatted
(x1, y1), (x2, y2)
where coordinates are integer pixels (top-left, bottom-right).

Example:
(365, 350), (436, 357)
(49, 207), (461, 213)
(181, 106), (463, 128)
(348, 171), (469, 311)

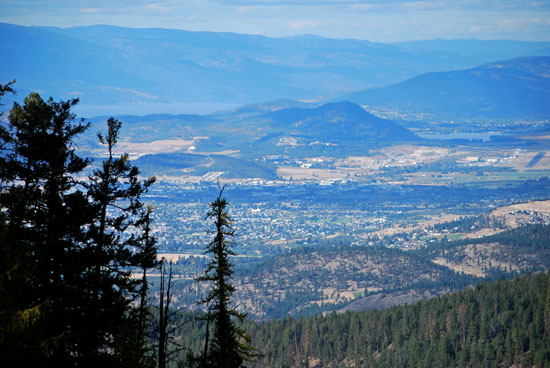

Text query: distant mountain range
(345, 56), (550, 120)
(2, 22), (550, 111)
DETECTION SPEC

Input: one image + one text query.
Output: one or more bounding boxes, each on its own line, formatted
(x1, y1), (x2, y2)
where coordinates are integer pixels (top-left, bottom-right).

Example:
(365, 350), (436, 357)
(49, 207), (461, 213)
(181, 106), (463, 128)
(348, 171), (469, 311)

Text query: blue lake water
(419, 132), (494, 142)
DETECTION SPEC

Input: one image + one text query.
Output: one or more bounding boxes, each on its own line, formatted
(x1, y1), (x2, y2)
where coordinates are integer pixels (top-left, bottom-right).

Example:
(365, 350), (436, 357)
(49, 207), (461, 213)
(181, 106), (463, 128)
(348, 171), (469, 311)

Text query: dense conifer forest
(171, 272), (550, 368)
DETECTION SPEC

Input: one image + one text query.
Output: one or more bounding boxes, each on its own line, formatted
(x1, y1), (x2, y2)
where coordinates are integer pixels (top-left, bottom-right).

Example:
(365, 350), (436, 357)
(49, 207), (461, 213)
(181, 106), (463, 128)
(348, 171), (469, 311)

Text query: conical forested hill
(261, 101), (419, 142)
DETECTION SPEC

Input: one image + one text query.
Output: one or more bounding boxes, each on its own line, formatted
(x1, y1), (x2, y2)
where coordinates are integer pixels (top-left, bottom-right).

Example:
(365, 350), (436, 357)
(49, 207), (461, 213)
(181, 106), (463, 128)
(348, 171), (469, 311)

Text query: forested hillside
(169, 272), (550, 367)
(165, 224), (550, 320)
(244, 272), (550, 367)
(165, 244), (481, 320)
(135, 153), (279, 179)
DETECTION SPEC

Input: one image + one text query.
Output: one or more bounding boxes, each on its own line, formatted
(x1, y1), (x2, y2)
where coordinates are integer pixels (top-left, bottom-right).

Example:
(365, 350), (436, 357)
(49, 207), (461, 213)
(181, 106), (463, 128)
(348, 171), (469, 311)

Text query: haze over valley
(2, 3), (550, 365)
(3, 20), (550, 316)
(39, 30), (549, 321)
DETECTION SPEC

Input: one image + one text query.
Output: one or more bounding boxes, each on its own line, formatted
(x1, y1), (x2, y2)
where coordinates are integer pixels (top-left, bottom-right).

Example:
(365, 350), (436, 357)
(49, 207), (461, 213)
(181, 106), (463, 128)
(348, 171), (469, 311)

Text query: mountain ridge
(344, 56), (550, 119)
(2, 22), (550, 110)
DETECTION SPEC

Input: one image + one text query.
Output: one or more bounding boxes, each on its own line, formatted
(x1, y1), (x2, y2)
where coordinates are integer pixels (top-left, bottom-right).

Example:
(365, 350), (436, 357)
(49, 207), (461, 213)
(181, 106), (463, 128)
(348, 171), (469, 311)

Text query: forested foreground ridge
(164, 264), (550, 367)
(240, 272), (550, 367)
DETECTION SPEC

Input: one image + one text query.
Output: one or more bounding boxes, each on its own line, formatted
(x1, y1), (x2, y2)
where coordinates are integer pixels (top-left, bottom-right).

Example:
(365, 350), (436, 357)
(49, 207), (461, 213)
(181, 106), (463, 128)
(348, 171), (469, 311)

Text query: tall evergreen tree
(0, 92), (91, 365)
(0, 82), (45, 364)
(0, 92), (157, 366)
(83, 117), (156, 365)
(198, 185), (257, 368)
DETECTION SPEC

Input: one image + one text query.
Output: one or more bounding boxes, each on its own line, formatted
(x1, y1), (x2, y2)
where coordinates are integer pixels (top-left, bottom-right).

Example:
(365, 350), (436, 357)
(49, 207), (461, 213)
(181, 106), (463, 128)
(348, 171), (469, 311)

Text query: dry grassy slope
(339, 224), (550, 313)
(230, 246), (468, 319)
(429, 231), (550, 280)
(231, 220), (550, 319)
(169, 202), (550, 319)
(432, 242), (539, 277)
(169, 235), (547, 319)
(425, 202), (550, 277)
(169, 245), (469, 319)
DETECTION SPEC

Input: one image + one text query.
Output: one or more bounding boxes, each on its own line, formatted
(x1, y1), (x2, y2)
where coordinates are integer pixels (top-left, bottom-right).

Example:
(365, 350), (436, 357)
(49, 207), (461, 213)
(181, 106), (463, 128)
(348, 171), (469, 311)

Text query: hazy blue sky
(1, 0), (549, 42)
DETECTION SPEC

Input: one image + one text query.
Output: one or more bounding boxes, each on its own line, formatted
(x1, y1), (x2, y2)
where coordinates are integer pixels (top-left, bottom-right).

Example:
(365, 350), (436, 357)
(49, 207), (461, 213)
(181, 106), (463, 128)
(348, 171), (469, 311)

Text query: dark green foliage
(157, 260), (174, 368)
(0, 92), (91, 365)
(78, 117), (156, 364)
(167, 272), (550, 367)
(135, 153), (209, 174)
(169, 243), (481, 320)
(427, 214), (506, 234)
(197, 155), (278, 180)
(0, 92), (157, 366)
(197, 187), (258, 367)
(244, 272), (550, 367)
(453, 223), (550, 249)
(0, 82), (49, 364)
(0, 79), (15, 108)
(136, 205), (159, 346)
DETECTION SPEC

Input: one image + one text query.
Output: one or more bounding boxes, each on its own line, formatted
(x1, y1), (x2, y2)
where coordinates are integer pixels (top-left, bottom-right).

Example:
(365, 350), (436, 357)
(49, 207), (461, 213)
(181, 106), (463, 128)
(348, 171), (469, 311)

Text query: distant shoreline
(73, 102), (240, 117)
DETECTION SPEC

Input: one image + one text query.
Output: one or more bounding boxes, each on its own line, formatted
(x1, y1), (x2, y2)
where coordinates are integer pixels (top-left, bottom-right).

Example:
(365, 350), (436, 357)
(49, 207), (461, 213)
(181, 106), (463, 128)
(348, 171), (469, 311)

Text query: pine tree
(1, 93), (157, 366)
(83, 117), (156, 364)
(198, 185), (257, 368)
(0, 92), (91, 365)
(0, 81), (46, 365)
